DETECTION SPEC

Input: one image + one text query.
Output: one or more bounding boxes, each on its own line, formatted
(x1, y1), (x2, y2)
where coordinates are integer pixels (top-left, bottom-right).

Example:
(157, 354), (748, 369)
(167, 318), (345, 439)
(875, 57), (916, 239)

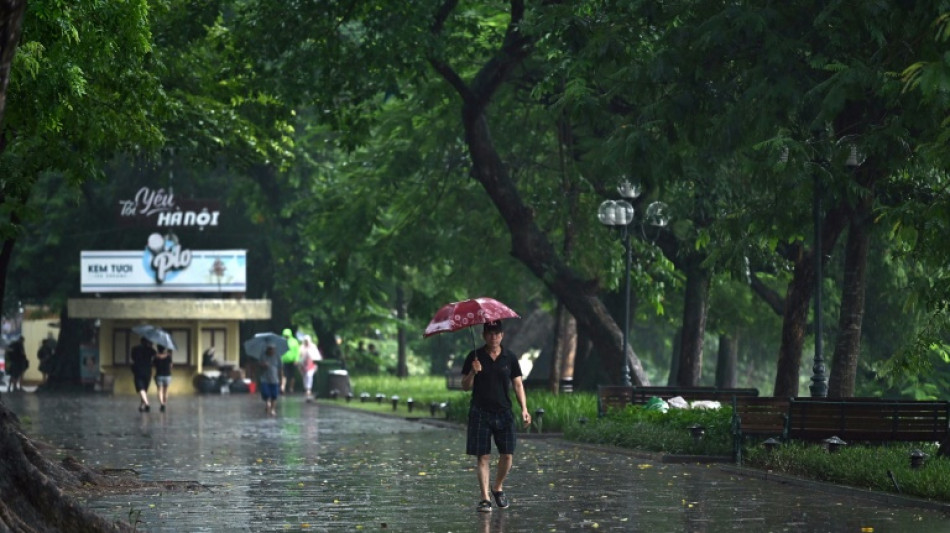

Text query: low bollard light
(535, 408), (545, 433)
(430, 402), (438, 417)
(346, 392), (354, 403)
(688, 424), (706, 442)
(330, 389), (339, 400)
(824, 435), (847, 453)
(439, 402), (449, 418)
(910, 449), (928, 469)
(763, 437), (781, 453)
(391, 395), (400, 411)
(376, 393), (385, 404)
(407, 398), (414, 413)
(360, 392), (370, 403)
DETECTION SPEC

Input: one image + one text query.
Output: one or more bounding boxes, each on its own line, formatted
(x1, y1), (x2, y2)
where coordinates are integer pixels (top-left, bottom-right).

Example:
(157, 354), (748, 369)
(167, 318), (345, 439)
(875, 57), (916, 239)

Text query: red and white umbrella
(423, 297), (520, 338)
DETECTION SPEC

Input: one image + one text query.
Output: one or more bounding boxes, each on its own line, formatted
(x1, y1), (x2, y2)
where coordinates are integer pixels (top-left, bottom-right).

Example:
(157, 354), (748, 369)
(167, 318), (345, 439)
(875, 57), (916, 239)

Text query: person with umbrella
(460, 320), (531, 513)
(258, 344), (282, 416)
(130, 337), (156, 412)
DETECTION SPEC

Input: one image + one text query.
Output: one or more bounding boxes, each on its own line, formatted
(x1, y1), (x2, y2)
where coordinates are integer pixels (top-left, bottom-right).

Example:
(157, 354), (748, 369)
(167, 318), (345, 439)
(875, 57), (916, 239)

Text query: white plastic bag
(667, 396), (690, 409)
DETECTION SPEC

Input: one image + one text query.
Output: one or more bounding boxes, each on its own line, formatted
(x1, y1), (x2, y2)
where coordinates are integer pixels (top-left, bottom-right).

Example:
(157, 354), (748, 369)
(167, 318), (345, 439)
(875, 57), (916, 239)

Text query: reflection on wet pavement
(4, 393), (950, 532)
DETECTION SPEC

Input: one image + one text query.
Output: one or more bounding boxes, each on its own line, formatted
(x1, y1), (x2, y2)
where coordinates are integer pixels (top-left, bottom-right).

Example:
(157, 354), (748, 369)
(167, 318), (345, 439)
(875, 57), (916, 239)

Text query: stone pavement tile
(4, 393), (950, 532)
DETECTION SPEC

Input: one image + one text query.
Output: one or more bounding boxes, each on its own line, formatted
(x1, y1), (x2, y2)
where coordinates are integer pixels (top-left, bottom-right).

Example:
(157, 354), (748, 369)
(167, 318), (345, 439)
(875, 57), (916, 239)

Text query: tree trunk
(676, 256), (710, 386)
(550, 305), (576, 393)
(396, 286), (408, 378)
(773, 251), (812, 398)
(773, 204), (848, 397)
(666, 328), (681, 386)
(715, 333), (738, 388)
(0, 402), (135, 531)
(429, 3), (650, 386)
(549, 108), (580, 394)
(828, 190), (873, 397)
(0, 0), (26, 147)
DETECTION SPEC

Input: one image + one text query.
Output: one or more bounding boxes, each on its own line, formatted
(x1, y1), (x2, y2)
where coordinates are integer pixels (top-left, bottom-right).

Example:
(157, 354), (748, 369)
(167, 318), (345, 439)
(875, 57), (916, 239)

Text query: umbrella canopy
(423, 297), (520, 338)
(243, 332), (289, 360)
(132, 324), (177, 351)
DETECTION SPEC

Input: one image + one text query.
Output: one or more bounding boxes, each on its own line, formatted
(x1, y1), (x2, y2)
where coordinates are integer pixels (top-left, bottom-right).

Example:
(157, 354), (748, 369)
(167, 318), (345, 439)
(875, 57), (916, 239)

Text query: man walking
(460, 320), (531, 512)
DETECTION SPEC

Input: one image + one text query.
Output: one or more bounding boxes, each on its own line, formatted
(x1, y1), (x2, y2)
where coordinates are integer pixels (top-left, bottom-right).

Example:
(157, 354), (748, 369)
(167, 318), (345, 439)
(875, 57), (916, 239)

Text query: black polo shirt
(461, 345), (523, 413)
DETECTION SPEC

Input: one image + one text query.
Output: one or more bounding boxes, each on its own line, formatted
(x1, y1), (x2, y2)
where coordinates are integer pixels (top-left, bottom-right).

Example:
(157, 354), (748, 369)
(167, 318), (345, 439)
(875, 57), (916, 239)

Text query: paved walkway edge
(321, 401), (950, 515)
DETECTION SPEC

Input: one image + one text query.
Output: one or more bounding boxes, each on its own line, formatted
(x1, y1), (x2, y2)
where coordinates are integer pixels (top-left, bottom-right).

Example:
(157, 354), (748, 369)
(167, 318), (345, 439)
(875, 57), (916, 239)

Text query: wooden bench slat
(731, 396), (790, 464)
(787, 398), (950, 443)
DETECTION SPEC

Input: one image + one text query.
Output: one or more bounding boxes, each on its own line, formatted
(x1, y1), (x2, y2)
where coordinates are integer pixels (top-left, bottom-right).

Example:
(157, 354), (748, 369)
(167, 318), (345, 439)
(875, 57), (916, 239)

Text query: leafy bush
(347, 376), (596, 433)
(565, 404), (733, 456)
(744, 441), (950, 502)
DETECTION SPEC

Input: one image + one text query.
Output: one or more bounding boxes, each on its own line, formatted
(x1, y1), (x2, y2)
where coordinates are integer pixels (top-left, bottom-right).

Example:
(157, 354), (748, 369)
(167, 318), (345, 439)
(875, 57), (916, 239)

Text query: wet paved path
(4, 392), (950, 532)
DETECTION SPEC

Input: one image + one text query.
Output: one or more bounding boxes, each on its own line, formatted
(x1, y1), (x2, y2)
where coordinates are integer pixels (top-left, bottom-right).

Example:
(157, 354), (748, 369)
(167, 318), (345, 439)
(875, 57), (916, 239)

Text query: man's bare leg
(477, 454), (492, 501)
(493, 454), (512, 493)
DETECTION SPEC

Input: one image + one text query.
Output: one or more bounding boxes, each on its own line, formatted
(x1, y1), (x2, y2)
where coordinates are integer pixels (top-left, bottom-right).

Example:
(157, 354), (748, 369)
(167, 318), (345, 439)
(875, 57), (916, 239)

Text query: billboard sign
(81, 233), (246, 293)
(117, 186), (220, 230)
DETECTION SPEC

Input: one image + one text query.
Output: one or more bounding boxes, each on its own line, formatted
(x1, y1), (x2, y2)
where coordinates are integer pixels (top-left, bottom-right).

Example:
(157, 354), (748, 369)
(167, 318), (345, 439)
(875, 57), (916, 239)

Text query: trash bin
(327, 369), (351, 399)
(315, 359), (346, 398)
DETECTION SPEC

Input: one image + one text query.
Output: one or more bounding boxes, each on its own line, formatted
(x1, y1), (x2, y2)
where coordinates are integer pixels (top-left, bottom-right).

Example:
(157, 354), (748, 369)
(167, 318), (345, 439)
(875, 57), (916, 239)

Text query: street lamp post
(809, 171), (828, 397)
(809, 140), (861, 398)
(598, 181), (641, 387)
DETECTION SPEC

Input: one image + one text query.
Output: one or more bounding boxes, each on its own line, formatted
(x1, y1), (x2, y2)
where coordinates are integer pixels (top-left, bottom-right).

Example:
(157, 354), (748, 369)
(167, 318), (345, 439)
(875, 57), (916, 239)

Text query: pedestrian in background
(130, 337), (156, 412)
(258, 344), (282, 416)
(6, 336), (27, 392)
(298, 335), (322, 402)
(154, 345), (173, 413)
(460, 320), (531, 513)
(280, 328), (300, 394)
(38, 336), (55, 384)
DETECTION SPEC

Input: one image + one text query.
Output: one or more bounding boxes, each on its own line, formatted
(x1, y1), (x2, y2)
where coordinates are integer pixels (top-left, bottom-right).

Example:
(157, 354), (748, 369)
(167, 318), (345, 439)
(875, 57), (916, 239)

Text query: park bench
(731, 396), (791, 464)
(786, 397), (950, 445)
(597, 385), (759, 417)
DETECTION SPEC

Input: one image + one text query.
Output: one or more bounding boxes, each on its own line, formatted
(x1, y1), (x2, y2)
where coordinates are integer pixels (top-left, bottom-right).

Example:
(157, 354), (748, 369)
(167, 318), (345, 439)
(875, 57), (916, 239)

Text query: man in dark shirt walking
(461, 320), (531, 513)
(130, 337), (156, 412)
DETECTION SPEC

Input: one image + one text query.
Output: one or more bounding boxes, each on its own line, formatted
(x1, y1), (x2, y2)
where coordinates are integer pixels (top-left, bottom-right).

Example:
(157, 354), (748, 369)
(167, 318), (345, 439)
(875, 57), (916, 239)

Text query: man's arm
(461, 364), (477, 391)
(512, 376), (531, 427)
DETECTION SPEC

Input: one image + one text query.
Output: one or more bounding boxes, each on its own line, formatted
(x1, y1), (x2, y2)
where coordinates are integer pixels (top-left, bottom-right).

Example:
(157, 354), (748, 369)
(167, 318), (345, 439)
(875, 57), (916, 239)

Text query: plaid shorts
(466, 405), (516, 456)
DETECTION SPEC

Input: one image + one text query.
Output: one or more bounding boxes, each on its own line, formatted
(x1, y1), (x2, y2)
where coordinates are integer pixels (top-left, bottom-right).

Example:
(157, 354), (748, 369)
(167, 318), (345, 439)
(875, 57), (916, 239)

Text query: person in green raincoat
(280, 328), (300, 394)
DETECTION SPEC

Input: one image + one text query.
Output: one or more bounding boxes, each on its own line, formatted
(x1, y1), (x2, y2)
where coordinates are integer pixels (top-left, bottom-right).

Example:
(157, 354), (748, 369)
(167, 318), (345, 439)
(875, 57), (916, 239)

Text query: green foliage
(348, 375), (468, 416)
(746, 441), (950, 502)
(566, 405), (733, 456)
(347, 376), (597, 433)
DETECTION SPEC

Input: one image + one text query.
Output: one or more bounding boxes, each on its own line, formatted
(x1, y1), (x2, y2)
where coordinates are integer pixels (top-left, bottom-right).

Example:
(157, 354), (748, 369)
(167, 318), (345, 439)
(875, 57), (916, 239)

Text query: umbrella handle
(470, 328), (478, 351)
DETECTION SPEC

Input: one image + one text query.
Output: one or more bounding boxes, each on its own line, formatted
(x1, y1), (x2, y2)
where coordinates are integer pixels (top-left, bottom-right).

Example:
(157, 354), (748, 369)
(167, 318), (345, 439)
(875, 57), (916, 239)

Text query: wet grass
(347, 375), (468, 417)
(346, 376), (596, 432)
(342, 376), (950, 503)
(744, 440), (950, 502)
(566, 403), (950, 503)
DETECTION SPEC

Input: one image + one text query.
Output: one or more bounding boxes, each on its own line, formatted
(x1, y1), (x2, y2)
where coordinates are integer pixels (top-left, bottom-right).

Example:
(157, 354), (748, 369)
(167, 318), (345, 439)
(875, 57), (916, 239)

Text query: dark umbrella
(132, 324), (177, 351)
(243, 332), (289, 360)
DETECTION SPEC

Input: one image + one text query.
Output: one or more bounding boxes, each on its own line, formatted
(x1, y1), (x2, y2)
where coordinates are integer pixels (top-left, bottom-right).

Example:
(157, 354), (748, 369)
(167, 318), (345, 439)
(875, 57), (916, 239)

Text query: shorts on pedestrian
(133, 373), (151, 393)
(259, 382), (280, 401)
(155, 375), (172, 387)
(282, 362), (297, 377)
(466, 405), (516, 456)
